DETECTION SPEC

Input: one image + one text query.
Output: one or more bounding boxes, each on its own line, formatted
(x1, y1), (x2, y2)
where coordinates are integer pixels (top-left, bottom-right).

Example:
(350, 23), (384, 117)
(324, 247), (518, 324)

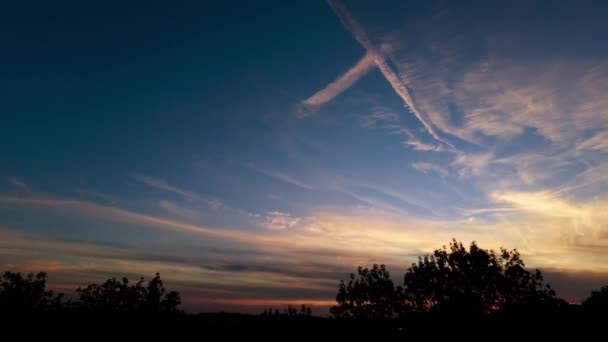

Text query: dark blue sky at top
(1, 1), (353, 192)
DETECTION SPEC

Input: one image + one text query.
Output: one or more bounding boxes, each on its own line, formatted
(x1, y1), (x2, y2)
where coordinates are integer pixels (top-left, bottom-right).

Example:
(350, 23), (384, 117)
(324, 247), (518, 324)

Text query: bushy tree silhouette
(76, 273), (181, 313)
(331, 264), (399, 319)
(331, 240), (559, 319)
(0, 271), (64, 313)
(402, 240), (556, 315)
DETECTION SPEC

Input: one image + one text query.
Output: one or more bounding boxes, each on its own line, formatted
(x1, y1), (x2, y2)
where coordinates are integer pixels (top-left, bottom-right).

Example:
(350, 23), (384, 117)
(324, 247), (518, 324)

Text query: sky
(1, 0), (608, 313)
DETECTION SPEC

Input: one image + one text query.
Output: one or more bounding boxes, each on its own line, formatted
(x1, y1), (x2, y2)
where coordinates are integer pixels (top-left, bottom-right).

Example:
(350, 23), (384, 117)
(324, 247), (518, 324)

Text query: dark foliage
(582, 285), (608, 317)
(76, 272), (181, 313)
(402, 240), (557, 315)
(330, 264), (400, 319)
(0, 271), (64, 313)
(331, 240), (564, 319)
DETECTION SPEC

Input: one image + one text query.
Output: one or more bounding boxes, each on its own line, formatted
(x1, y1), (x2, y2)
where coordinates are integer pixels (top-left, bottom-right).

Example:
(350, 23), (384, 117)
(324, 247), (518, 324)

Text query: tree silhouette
(0, 271), (64, 313)
(76, 273), (180, 313)
(331, 264), (399, 319)
(582, 285), (608, 317)
(402, 240), (556, 316)
(331, 240), (559, 319)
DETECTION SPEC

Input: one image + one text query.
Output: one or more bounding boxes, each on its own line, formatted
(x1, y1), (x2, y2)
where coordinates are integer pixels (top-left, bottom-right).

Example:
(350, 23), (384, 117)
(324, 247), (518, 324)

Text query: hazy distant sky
(2, 0), (608, 313)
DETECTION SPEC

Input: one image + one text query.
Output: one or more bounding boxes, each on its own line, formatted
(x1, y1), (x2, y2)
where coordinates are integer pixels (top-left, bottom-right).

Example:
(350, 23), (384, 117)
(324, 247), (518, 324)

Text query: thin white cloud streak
(326, 0), (453, 149)
(248, 163), (317, 191)
(134, 175), (201, 201)
(577, 131), (608, 152)
(134, 175), (221, 209)
(554, 163), (608, 195)
(461, 207), (521, 216)
(7, 177), (29, 193)
(411, 162), (449, 177)
(159, 200), (201, 221)
(359, 107), (400, 128)
(401, 129), (451, 152)
(298, 52), (375, 117)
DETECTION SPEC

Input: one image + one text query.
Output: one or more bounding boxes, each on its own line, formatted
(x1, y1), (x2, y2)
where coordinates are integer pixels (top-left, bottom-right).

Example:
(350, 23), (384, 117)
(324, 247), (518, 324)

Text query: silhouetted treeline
(0, 271), (180, 314)
(1, 240), (607, 337)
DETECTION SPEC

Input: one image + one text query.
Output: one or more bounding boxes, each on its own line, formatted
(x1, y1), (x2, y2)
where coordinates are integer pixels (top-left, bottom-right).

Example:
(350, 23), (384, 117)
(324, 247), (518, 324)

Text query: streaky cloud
(134, 174), (202, 201)
(134, 174), (221, 209)
(297, 52), (375, 117)
(7, 177), (30, 193)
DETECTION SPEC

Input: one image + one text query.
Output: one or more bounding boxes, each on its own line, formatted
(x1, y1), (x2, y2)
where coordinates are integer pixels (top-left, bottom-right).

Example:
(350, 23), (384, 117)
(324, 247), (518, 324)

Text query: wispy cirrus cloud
(411, 162), (449, 177)
(7, 177), (29, 193)
(577, 130), (608, 153)
(159, 200), (201, 221)
(248, 163), (318, 191)
(451, 153), (493, 178)
(134, 174), (222, 209)
(134, 175), (201, 201)
(359, 106), (400, 128)
(263, 211), (300, 230)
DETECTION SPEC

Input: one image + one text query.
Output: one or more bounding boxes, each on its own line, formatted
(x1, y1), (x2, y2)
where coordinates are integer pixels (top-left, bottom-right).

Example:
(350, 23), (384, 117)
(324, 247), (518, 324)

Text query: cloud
(359, 107), (400, 128)
(555, 162), (608, 195)
(407, 58), (608, 147)
(402, 130), (449, 152)
(134, 174), (221, 209)
(326, 0), (453, 149)
(411, 162), (449, 177)
(489, 190), (608, 255)
(297, 52), (376, 117)
(452, 153), (493, 178)
(263, 211), (300, 230)
(7, 177), (29, 193)
(577, 130), (608, 152)
(159, 200), (201, 221)
(134, 175), (201, 201)
(74, 189), (117, 204)
(491, 191), (583, 218)
(248, 163), (317, 191)
(494, 152), (572, 187)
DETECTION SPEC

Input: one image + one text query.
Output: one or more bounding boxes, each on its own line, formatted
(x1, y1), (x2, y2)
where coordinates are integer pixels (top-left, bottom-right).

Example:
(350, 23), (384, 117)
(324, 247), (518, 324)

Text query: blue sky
(2, 0), (608, 313)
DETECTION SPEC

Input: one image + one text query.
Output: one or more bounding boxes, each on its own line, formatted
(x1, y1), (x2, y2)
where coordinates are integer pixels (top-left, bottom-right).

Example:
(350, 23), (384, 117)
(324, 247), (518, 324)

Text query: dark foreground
(4, 310), (604, 339)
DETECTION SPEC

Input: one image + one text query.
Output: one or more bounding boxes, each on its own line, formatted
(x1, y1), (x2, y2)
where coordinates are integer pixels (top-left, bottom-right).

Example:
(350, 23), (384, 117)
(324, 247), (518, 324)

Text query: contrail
(298, 51), (375, 118)
(327, 0), (453, 148)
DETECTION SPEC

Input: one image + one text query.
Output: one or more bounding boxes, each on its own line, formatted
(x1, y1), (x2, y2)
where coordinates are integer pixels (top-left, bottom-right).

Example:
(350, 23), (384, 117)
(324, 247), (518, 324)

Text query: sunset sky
(2, 0), (608, 313)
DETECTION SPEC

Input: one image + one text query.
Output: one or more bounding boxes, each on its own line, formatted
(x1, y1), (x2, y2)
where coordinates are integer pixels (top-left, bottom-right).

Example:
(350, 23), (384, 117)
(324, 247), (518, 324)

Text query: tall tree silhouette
(331, 264), (399, 319)
(402, 240), (556, 315)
